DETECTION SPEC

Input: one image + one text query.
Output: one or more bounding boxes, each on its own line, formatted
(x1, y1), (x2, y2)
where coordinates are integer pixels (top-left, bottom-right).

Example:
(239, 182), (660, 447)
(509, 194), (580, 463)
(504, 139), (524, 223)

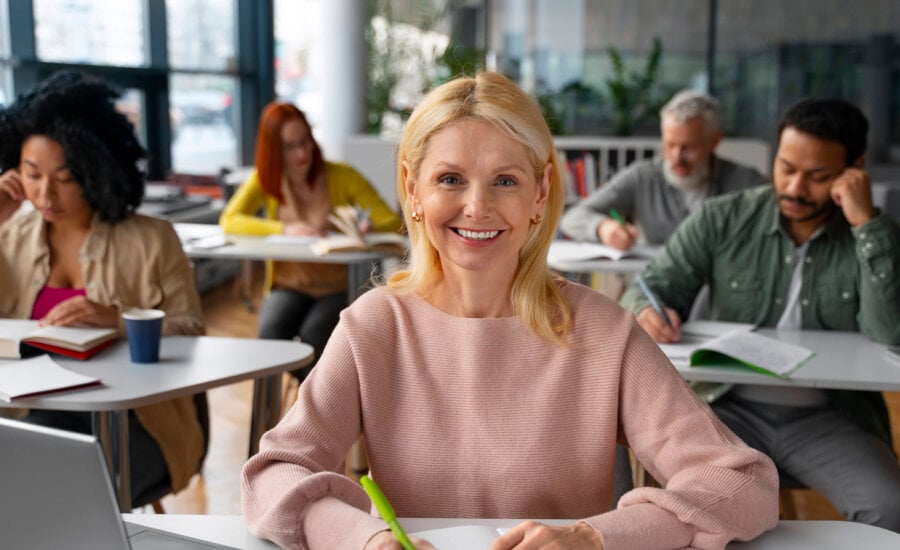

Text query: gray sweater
(559, 156), (766, 244)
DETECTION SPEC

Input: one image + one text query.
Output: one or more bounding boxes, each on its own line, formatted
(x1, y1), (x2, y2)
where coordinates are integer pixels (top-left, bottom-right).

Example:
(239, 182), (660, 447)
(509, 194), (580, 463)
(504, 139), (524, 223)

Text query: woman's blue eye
(438, 174), (460, 185)
(497, 176), (517, 187)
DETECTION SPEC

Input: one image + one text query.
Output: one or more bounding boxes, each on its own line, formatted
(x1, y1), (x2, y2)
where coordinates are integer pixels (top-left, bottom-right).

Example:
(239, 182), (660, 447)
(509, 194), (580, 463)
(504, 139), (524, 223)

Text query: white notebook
(0, 354), (102, 402)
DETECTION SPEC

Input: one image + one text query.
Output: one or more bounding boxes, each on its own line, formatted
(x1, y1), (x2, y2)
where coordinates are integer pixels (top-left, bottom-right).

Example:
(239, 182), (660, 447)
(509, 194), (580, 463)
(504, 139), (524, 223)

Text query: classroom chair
(132, 393), (210, 513)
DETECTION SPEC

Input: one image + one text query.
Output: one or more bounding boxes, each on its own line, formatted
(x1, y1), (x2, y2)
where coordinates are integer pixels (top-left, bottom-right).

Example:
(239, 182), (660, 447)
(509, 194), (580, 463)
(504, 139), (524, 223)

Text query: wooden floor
(154, 267), (900, 522)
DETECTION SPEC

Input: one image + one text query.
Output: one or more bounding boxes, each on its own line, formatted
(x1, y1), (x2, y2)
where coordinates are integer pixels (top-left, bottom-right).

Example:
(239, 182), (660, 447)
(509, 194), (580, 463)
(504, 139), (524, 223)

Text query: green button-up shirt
(621, 185), (900, 439)
(622, 185), (899, 342)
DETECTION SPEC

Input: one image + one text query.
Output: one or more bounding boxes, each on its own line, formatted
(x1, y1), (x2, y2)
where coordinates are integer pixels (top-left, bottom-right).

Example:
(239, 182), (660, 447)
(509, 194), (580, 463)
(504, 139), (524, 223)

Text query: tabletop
(670, 328), (900, 392)
(0, 336), (314, 411)
(120, 515), (900, 550)
(176, 222), (394, 264)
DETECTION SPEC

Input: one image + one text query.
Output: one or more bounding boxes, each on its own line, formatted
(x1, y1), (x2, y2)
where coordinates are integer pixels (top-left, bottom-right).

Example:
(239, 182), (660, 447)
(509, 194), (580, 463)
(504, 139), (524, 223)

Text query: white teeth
(458, 229), (499, 240)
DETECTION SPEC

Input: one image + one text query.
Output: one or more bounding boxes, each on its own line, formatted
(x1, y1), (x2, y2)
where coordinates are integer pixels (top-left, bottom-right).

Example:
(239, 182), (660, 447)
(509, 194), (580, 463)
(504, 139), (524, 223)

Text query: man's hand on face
(831, 167), (877, 227)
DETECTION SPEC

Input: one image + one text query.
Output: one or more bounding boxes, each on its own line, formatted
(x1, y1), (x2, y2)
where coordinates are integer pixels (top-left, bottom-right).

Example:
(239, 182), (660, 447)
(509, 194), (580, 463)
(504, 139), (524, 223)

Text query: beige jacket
(0, 210), (206, 492)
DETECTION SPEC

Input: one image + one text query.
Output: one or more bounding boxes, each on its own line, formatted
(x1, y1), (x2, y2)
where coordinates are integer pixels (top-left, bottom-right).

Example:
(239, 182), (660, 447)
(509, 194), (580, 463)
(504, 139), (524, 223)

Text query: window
(167, 0), (239, 173)
(33, 0), (146, 66)
(274, 0), (323, 130)
(167, 0), (236, 71)
(115, 89), (147, 147)
(170, 73), (237, 173)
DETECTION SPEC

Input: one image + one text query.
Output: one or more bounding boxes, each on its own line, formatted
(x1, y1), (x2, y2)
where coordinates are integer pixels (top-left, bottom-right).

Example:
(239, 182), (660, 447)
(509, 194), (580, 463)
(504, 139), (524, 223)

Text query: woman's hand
(39, 296), (120, 329)
(364, 530), (436, 550)
(489, 521), (604, 549)
(0, 168), (25, 225)
(284, 221), (326, 237)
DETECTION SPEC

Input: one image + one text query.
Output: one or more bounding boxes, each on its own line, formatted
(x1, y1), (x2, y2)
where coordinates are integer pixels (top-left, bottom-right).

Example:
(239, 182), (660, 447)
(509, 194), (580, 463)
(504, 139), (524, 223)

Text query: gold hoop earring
(530, 213), (542, 225)
(411, 211), (423, 223)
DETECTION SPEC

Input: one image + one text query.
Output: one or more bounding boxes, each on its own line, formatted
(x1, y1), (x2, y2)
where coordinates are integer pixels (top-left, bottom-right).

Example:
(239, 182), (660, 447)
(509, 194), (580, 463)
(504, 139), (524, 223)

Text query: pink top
(241, 283), (778, 550)
(31, 286), (87, 320)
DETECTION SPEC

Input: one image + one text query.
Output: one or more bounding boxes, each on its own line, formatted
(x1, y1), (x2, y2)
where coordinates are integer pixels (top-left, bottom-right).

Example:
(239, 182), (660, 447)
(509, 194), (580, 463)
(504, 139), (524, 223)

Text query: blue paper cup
(122, 309), (166, 363)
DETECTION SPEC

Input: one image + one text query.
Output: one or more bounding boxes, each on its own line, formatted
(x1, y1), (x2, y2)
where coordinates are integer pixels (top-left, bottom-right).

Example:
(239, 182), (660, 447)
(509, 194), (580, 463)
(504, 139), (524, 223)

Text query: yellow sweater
(219, 161), (402, 294)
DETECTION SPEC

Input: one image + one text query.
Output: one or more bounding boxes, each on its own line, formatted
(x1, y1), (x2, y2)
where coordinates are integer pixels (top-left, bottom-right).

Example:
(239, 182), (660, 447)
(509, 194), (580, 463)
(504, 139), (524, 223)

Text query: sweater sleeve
(583, 320), (779, 549)
(220, 171), (284, 236)
(240, 323), (387, 549)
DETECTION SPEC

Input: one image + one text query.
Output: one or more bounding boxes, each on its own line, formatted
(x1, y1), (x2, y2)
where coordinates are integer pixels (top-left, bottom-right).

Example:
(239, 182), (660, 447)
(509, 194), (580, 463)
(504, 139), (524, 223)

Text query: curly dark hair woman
(0, 71), (208, 509)
(0, 70), (146, 222)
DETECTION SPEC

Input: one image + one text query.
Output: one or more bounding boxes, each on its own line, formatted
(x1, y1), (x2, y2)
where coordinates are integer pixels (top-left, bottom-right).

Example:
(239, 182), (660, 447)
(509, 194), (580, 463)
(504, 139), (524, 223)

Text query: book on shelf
(658, 321), (815, 379)
(0, 319), (118, 360)
(312, 205), (406, 256)
(547, 240), (659, 264)
(0, 354), (102, 402)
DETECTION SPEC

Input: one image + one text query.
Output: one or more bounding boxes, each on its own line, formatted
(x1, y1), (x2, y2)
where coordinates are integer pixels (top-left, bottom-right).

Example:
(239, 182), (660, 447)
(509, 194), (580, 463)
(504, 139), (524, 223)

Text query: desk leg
(248, 374), (283, 457)
(238, 259), (256, 312)
(92, 410), (131, 511)
(93, 411), (114, 485)
(347, 260), (377, 302)
(116, 410), (132, 511)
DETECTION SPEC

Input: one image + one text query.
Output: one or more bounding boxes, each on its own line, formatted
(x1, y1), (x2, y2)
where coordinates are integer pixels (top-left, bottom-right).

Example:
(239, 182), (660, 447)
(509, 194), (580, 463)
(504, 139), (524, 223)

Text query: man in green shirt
(621, 98), (900, 530)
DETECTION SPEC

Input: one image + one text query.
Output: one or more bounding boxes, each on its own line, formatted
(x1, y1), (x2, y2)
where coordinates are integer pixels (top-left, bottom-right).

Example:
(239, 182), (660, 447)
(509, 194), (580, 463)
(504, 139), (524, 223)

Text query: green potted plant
(605, 37), (668, 136)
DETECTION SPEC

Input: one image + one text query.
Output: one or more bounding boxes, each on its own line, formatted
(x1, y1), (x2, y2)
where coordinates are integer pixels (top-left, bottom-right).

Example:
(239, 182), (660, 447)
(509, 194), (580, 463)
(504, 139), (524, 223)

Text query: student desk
(176, 222), (402, 301)
(0, 336), (313, 511)
(669, 328), (900, 391)
(120, 515), (900, 549)
(547, 244), (659, 275)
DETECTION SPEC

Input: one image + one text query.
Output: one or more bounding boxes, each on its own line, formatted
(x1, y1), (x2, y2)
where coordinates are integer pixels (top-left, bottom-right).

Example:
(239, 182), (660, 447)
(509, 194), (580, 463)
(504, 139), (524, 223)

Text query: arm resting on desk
(583, 321), (779, 549)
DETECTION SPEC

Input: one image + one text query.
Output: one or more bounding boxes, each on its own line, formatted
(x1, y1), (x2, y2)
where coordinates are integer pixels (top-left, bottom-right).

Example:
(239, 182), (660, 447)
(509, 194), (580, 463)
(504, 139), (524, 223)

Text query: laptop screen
(0, 418), (227, 549)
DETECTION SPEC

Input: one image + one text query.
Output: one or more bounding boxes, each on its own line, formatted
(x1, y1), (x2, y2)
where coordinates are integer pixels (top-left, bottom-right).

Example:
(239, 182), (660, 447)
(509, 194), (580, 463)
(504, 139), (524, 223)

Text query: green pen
(609, 209), (627, 227)
(360, 474), (415, 550)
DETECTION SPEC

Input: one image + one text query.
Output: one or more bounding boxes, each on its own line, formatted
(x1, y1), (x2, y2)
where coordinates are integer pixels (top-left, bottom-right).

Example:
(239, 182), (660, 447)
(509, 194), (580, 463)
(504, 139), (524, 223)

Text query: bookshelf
(554, 136), (771, 204)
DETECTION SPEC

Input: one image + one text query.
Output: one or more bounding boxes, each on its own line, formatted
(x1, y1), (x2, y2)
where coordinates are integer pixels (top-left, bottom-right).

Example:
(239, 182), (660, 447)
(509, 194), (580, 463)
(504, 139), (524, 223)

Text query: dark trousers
(713, 392), (900, 531)
(258, 288), (347, 383)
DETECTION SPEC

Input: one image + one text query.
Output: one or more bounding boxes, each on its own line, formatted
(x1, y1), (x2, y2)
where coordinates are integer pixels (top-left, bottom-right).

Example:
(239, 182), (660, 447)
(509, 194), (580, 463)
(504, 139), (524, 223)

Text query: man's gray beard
(664, 161), (709, 191)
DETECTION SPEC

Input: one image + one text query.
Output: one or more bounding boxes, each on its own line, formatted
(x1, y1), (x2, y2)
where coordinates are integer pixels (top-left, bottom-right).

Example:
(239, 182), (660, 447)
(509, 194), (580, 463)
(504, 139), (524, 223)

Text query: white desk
(0, 336), (313, 511)
(546, 240), (660, 276)
(671, 328), (900, 392)
(121, 515), (900, 549)
(176, 223), (401, 301)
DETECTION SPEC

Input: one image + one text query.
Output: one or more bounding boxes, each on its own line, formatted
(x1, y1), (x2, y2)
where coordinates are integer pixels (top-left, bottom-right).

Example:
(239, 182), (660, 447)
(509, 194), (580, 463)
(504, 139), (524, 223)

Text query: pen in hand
(609, 209), (626, 227)
(635, 274), (673, 328)
(360, 474), (415, 550)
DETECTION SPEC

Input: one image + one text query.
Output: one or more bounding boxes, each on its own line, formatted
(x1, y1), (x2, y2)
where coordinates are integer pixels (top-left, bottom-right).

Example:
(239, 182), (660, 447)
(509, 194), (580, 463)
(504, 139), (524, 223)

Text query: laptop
(0, 417), (233, 549)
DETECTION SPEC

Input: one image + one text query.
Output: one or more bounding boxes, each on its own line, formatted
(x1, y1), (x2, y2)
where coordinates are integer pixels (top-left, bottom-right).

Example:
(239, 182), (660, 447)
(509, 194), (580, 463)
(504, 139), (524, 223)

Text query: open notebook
(658, 321), (815, 379)
(0, 417), (235, 549)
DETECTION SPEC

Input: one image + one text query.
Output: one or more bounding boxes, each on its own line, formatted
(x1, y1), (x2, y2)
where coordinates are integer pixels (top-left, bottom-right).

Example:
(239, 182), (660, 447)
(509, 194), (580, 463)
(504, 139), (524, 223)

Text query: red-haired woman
(220, 102), (401, 382)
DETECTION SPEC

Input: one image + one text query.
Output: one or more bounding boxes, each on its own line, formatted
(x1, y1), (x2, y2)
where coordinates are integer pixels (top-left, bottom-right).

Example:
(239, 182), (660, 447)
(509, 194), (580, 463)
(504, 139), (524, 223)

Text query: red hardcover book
(23, 336), (119, 360)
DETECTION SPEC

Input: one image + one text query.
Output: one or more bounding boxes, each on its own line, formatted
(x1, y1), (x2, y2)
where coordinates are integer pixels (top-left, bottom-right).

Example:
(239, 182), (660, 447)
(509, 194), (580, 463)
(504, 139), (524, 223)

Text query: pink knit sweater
(241, 283), (778, 549)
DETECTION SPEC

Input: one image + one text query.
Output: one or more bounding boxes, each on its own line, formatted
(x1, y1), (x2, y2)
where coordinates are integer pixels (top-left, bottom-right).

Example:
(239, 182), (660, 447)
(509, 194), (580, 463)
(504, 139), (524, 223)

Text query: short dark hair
(777, 98), (868, 166)
(0, 71), (147, 222)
